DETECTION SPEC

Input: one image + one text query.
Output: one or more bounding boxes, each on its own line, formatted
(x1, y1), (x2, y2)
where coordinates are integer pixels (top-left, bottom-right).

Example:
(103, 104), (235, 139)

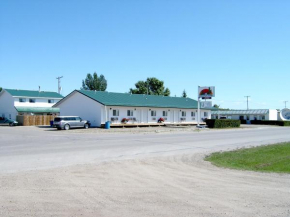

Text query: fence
(16, 115), (56, 126)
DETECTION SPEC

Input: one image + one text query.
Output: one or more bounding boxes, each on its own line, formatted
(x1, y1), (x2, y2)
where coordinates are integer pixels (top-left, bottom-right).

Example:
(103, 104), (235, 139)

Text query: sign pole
(197, 86), (200, 127)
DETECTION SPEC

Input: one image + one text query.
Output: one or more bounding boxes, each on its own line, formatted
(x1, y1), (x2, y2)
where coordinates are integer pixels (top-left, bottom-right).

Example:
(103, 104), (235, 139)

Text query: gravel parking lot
(0, 126), (289, 217)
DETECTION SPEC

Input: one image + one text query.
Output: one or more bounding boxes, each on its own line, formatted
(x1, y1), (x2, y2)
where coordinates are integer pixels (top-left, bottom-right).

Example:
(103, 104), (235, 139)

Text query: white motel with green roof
(53, 90), (211, 127)
(0, 89), (63, 120)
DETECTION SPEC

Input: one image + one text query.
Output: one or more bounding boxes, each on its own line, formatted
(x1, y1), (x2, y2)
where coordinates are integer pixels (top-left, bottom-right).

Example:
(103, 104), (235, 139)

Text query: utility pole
(244, 96), (250, 110)
(283, 101), (288, 108)
(56, 76), (63, 94)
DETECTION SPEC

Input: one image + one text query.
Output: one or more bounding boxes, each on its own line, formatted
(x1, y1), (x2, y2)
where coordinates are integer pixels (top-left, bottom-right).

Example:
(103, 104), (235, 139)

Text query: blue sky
(1, 0), (289, 109)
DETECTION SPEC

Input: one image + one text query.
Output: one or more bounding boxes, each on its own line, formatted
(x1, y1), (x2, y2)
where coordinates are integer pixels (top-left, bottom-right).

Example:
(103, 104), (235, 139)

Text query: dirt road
(0, 126), (290, 216)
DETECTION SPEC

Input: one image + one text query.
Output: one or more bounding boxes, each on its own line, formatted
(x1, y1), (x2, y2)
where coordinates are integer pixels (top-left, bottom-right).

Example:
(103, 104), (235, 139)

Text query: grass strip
(205, 142), (290, 173)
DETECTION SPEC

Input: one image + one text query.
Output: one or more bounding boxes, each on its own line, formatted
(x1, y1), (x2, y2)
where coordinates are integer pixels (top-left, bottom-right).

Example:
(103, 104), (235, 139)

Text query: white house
(53, 90), (211, 127)
(211, 109), (278, 121)
(0, 89), (63, 120)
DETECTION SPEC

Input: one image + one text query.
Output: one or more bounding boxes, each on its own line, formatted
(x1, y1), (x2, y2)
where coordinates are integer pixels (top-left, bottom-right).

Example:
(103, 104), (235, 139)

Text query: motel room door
(142, 109), (148, 123)
(170, 110), (174, 123)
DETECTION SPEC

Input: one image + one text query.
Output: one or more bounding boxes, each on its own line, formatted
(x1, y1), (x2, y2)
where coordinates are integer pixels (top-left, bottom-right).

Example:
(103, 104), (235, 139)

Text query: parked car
(53, 116), (90, 130)
(0, 117), (18, 126)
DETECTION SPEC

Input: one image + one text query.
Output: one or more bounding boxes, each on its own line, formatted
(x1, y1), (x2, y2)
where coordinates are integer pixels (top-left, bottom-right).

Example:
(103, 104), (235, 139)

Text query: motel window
(48, 99), (54, 103)
(127, 110), (133, 116)
(113, 109), (119, 116)
(163, 111), (168, 116)
(29, 99), (36, 103)
(191, 112), (195, 117)
(204, 112), (208, 117)
(19, 98), (26, 103)
(151, 110), (156, 116)
(181, 111), (186, 117)
(262, 115), (265, 120)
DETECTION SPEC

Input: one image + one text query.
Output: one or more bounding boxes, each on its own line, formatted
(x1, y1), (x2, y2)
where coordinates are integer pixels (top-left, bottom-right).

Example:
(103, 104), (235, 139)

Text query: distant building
(53, 90), (211, 127)
(211, 109), (278, 121)
(0, 89), (63, 120)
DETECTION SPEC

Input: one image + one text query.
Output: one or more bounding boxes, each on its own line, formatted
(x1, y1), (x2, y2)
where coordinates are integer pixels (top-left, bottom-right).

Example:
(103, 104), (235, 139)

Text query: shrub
(205, 119), (240, 128)
(240, 120), (247, 124)
(250, 120), (290, 126)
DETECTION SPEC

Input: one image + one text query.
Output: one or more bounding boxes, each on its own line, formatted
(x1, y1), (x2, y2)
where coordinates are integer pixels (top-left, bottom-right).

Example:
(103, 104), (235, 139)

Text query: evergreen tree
(182, 90), (187, 98)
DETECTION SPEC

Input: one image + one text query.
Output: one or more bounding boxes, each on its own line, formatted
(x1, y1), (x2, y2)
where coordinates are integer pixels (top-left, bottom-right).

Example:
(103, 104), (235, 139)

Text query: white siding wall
(14, 98), (61, 107)
(105, 106), (210, 124)
(56, 92), (103, 127)
(0, 91), (18, 120)
(268, 109), (278, 120)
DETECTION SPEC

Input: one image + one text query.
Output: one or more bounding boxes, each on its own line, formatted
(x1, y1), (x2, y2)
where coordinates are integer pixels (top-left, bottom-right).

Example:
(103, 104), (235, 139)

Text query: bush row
(250, 120), (290, 126)
(205, 119), (240, 128)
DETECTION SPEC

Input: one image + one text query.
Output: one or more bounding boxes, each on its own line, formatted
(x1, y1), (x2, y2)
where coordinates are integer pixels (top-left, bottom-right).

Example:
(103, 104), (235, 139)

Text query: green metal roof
(75, 90), (199, 109)
(5, 89), (63, 99)
(211, 109), (269, 115)
(15, 107), (60, 113)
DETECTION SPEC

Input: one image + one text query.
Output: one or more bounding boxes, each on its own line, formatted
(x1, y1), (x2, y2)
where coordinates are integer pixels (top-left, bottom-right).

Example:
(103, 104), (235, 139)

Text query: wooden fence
(16, 115), (56, 126)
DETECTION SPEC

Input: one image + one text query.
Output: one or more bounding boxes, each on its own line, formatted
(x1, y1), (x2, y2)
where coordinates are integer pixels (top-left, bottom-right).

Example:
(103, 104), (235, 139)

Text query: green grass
(205, 142), (290, 173)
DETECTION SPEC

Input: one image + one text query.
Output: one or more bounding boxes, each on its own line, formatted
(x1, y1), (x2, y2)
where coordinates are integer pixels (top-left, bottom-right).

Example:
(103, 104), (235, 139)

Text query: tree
(182, 90), (187, 98)
(129, 77), (170, 96)
(0, 87), (2, 92)
(81, 72), (107, 91)
(213, 104), (220, 108)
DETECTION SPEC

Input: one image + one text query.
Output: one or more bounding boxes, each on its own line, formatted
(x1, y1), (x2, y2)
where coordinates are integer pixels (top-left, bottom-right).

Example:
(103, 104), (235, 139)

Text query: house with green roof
(0, 88), (63, 120)
(53, 90), (211, 127)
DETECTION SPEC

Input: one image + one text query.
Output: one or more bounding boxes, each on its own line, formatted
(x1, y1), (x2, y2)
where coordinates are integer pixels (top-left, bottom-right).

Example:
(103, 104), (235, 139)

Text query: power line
(244, 96), (250, 110)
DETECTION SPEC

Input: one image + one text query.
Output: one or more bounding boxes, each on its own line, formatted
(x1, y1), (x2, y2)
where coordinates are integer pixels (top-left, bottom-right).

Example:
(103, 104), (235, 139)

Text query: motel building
(53, 90), (211, 127)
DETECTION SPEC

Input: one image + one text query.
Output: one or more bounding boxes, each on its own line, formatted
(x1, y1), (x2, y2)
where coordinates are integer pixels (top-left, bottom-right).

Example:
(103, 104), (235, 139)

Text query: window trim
(127, 110), (133, 116)
(113, 109), (119, 116)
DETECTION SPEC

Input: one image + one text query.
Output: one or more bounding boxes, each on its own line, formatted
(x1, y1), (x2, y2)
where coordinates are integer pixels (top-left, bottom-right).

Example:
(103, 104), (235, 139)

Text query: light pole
(283, 101), (288, 108)
(244, 96), (250, 110)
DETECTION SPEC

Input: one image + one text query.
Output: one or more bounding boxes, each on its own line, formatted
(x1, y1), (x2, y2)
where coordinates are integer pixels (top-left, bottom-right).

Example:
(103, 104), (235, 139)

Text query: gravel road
(0, 126), (289, 216)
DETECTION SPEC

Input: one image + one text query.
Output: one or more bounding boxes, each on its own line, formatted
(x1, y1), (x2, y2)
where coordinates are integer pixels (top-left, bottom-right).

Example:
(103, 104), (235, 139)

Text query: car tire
(9, 123), (13, 127)
(64, 124), (70, 130)
(84, 123), (89, 129)
(57, 127), (61, 130)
